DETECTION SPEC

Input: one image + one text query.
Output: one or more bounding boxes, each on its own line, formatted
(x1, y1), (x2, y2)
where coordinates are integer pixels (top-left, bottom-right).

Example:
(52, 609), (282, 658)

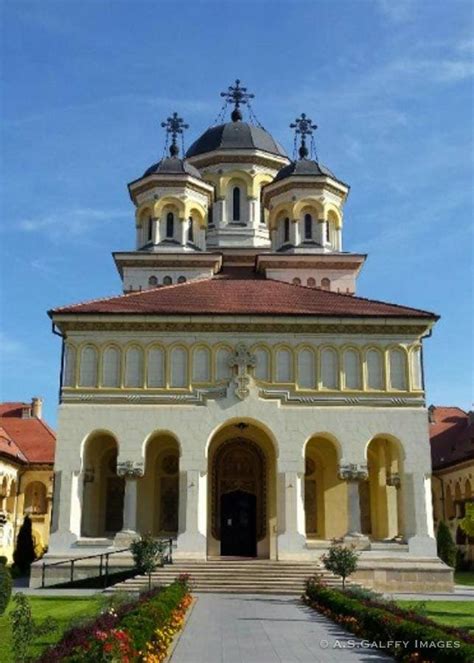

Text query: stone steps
(109, 559), (346, 595)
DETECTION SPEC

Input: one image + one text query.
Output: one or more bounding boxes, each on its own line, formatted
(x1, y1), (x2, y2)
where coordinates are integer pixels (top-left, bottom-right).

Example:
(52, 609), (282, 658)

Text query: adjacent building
(430, 406), (474, 566)
(0, 399), (55, 561)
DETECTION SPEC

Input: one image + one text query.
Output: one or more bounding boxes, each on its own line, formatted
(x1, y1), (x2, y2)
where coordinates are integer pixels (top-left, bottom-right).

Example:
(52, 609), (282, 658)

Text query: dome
(186, 121), (288, 159)
(143, 156), (202, 179)
(274, 158), (336, 182)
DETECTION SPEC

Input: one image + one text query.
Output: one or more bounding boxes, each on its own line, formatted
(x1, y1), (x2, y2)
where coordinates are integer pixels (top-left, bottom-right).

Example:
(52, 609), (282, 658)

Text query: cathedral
(39, 81), (452, 591)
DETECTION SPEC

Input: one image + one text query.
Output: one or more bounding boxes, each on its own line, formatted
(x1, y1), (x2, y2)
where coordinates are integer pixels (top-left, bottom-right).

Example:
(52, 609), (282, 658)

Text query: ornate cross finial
(290, 113), (318, 159)
(228, 343), (256, 400)
(161, 112), (189, 157)
(220, 79), (255, 122)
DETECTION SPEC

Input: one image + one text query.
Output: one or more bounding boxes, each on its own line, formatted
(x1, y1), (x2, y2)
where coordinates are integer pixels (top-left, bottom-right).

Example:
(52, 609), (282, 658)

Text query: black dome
(186, 121), (287, 159)
(274, 158), (336, 182)
(143, 156), (202, 179)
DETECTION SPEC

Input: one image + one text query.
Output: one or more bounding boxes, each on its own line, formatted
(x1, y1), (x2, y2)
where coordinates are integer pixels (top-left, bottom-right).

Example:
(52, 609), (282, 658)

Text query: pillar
(152, 216), (160, 245)
(290, 219), (299, 246)
(176, 463), (207, 559)
(48, 468), (82, 552)
(403, 470), (437, 556)
(339, 463), (370, 547)
(217, 198), (226, 226)
(114, 461), (143, 546)
(318, 218), (328, 246)
(277, 460), (307, 559)
(179, 217), (187, 246)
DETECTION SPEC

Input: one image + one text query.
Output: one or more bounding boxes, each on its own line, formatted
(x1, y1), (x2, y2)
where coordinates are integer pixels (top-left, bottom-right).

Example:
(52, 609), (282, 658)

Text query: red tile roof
(429, 406), (474, 470)
(50, 275), (437, 319)
(0, 403), (55, 464)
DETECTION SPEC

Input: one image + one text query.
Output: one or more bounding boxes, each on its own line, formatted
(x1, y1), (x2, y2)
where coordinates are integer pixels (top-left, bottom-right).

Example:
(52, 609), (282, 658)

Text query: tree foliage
(459, 503), (474, 537)
(436, 521), (457, 567)
(322, 542), (359, 590)
(13, 515), (36, 572)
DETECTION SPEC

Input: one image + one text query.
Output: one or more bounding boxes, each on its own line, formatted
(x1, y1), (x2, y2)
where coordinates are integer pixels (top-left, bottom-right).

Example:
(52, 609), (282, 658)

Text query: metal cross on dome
(161, 112), (189, 157)
(290, 113), (318, 159)
(220, 79), (254, 121)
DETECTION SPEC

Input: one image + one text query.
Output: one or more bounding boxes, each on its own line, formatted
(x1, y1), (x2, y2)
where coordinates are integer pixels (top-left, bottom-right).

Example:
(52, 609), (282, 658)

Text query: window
(343, 349), (361, 389)
(292, 277), (301, 285)
(304, 213), (312, 239)
(79, 346), (98, 387)
(148, 276), (158, 286)
(166, 212), (174, 238)
(188, 217), (194, 243)
(232, 187), (241, 221)
(63, 344), (76, 387)
(321, 278), (330, 290)
(208, 206), (214, 226)
(102, 346), (121, 387)
(321, 348), (338, 389)
(283, 217), (290, 243)
(325, 221), (330, 243)
(147, 217), (153, 242)
(307, 277), (316, 287)
(366, 349), (383, 389)
(177, 275), (186, 283)
(163, 276), (172, 285)
(389, 348), (407, 390)
(125, 346), (144, 388)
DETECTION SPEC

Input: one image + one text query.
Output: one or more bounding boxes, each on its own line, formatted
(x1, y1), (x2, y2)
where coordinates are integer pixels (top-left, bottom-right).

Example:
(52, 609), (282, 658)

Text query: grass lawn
(396, 600), (474, 633)
(0, 595), (103, 662)
(455, 571), (474, 586)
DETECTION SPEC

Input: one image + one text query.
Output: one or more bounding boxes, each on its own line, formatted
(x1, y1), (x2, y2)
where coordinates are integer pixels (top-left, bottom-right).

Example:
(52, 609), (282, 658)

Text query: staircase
(109, 559), (347, 595)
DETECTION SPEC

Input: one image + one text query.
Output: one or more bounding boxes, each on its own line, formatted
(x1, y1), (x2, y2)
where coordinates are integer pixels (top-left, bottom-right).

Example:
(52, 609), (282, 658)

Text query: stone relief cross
(228, 343), (256, 400)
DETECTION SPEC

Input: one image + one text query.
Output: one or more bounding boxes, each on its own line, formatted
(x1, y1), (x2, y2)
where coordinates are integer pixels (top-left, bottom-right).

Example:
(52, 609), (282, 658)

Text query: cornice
(62, 386), (227, 405)
(130, 177), (214, 204)
(263, 178), (347, 204)
(187, 150), (288, 170)
(259, 389), (425, 408)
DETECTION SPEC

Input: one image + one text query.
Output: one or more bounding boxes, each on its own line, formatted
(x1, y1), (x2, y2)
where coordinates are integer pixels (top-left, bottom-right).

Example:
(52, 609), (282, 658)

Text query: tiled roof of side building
(0, 403), (55, 464)
(50, 275), (438, 319)
(429, 406), (474, 470)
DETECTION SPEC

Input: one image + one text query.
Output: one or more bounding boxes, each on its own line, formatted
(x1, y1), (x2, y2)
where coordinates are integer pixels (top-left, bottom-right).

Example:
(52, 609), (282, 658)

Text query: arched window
(307, 277), (316, 287)
(297, 348), (316, 388)
(147, 216), (153, 242)
(147, 346), (165, 387)
(366, 349), (384, 390)
(232, 187), (241, 221)
(63, 344), (76, 387)
(24, 482), (47, 515)
(304, 213), (312, 239)
(389, 348), (407, 390)
(188, 217), (194, 243)
(148, 276), (158, 287)
(343, 349), (361, 389)
(292, 277), (301, 285)
(321, 278), (331, 291)
(170, 347), (188, 387)
(321, 348), (338, 389)
(276, 347), (293, 382)
(125, 346), (144, 388)
(79, 346), (98, 387)
(102, 346), (121, 388)
(254, 346), (270, 381)
(163, 276), (172, 285)
(326, 221), (330, 243)
(192, 346), (211, 382)
(177, 275), (186, 284)
(283, 217), (290, 243)
(166, 212), (174, 238)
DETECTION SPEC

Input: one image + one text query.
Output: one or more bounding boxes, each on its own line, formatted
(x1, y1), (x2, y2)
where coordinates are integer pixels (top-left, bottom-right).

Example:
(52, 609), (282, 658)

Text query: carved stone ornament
(228, 343), (256, 400)
(117, 460), (144, 479)
(338, 463), (369, 482)
(386, 472), (401, 488)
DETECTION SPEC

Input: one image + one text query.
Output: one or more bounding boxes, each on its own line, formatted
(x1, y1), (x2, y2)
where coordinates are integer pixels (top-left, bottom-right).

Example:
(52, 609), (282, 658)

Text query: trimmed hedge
(36, 580), (188, 662)
(304, 576), (474, 662)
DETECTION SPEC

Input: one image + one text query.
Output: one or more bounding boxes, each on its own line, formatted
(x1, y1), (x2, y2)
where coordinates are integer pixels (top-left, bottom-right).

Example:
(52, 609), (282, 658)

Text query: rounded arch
(325, 205), (343, 229)
(268, 202), (293, 229)
(185, 202), (207, 228)
(80, 428), (120, 467)
(252, 172), (274, 197)
(24, 481), (47, 515)
(220, 170), (253, 196)
(205, 417), (279, 459)
(141, 429), (182, 464)
(364, 433), (406, 463)
(388, 344), (409, 391)
(293, 197), (324, 219)
(135, 204), (154, 226)
(153, 196), (186, 218)
(303, 432), (342, 462)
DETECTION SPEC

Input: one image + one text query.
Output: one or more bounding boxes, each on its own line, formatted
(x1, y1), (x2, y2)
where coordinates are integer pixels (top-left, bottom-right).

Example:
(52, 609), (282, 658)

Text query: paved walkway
(170, 593), (392, 663)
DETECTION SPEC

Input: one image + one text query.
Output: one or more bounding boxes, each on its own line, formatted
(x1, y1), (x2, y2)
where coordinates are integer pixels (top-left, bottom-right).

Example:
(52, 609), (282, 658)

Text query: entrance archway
(366, 436), (404, 540)
(207, 420), (277, 558)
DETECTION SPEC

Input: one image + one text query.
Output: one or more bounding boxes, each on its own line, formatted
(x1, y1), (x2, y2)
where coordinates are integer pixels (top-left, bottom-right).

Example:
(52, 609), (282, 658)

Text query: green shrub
(321, 542), (359, 589)
(304, 577), (474, 662)
(0, 563), (12, 615)
(0, 555), (8, 565)
(13, 515), (36, 572)
(437, 521), (457, 567)
(130, 534), (166, 590)
(9, 592), (57, 662)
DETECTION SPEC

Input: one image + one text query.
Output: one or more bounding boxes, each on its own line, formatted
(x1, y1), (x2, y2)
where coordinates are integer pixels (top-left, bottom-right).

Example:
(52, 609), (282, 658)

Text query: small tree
(436, 521), (457, 567)
(13, 515), (36, 573)
(322, 543), (359, 590)
(9, 593), (57, 662)
(130, 534), (165, 591)
(460, 503), (474, 538)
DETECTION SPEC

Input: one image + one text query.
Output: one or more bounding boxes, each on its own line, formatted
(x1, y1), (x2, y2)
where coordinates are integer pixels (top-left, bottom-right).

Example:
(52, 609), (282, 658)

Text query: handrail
(40, 537), (174, 589)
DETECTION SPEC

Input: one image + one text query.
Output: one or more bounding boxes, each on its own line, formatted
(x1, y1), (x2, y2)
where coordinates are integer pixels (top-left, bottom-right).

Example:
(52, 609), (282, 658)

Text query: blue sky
(1, 0), (473, 425)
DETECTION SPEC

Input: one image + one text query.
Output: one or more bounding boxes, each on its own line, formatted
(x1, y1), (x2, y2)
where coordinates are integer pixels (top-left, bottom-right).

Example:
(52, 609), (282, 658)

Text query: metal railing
(40, 537), (174, 589)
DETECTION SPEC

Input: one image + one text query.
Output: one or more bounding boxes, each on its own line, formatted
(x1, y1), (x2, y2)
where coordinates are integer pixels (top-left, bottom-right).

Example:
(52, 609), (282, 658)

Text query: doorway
(220, 490), (257, 557)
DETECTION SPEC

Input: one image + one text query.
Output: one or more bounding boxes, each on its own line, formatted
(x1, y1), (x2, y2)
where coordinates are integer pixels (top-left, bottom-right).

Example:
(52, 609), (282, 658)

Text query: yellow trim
(387, 344), (409, 392)
(295, 344), (317, 390)
(153, 197), (186, 218)
(167, 343), (191, 390)
(340, 345), (363, 391)
(293, 197), (324, 219)
(191, 343), (213, 384)
(100, 343), (122, 388)
(272, 343), (295, 383)
(318, 345), (340, 390)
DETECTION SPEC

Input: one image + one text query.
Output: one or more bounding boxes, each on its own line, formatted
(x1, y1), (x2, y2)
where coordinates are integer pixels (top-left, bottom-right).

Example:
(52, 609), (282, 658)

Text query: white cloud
(375, 0), (415, 24)
(19, 207), (129, 240)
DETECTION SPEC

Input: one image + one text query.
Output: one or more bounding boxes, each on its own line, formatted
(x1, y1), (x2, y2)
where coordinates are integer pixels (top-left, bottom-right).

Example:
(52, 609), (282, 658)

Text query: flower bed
(36, 576), (192, 662)
(304, 576), (474, 663)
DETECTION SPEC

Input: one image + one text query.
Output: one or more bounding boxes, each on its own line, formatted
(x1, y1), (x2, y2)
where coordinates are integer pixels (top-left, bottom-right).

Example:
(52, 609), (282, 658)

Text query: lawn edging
(303, 575), (474, 662)
(36, 576), (192, 662)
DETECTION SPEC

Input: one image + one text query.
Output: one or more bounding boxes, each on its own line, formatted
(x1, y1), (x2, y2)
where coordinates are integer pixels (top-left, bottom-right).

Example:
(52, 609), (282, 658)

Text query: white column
(339, 463), (370, 546)
(318, 219), (327, 246)
(277, 466), (307, 560)
(176, 466), (207, 559)
(217, 198), (226, 226)
(179, 218), (187, 246)
(290, 219), (299, 246)
(152, 216), (160, 245)
(48, 469), (81, 553)
(404, 471), (437, 555)
(122, 477), (138, 533)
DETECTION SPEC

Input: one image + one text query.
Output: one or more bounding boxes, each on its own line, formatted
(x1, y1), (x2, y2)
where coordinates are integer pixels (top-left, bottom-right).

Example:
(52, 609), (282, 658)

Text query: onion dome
(186, 121), (287, 159)
(274, 158), (335, 182)
(186, 79), (287, 159)
(143, 112), (202, 179)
